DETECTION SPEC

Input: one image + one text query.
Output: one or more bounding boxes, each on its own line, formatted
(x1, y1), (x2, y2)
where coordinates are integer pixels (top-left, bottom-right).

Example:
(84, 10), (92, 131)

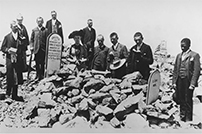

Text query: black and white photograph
(0, 0), (202, 133)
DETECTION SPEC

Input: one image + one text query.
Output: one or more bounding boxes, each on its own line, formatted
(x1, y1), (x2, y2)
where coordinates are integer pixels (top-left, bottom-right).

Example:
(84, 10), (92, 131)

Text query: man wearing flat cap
(46, 11), (64, 47)
(127, 32), (153, 80)
(67, 30), (87, 72)
(1, 21), (24, 102)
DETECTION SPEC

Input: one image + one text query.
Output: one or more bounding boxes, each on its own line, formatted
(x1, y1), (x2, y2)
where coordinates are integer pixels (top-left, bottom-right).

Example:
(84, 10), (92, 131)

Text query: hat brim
(110, 59), (126, 70)
(68, 30), (83, 39)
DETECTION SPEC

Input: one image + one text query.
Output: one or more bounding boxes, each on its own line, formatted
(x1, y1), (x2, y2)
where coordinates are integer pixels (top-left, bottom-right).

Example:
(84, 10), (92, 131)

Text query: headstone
(146, 69), (161, 105)
(45, 33), (62, 77)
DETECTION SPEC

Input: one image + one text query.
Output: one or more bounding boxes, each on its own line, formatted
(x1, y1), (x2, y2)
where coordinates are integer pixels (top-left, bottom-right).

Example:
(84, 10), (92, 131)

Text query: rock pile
(0, 58), (201, 130)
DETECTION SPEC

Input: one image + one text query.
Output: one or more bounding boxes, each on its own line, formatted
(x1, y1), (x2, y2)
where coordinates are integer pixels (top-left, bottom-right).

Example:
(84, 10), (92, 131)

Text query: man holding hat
(107, 32), (128, 79)
(127, 32), (153, 80)
(1, 21), (24, 102)
(67, 30), (87, 72)
(45, 11), (64, 46)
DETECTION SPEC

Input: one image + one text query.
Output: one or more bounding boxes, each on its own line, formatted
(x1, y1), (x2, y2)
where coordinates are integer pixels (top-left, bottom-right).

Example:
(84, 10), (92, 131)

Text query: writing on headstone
(146, 69), (161, 105)
(45, 33), (62, 77)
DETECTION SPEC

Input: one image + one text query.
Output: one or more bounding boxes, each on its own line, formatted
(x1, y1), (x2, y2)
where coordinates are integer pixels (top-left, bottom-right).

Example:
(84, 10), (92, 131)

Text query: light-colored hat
(16, 14), (23, 20)
(109, 59), (126, 70)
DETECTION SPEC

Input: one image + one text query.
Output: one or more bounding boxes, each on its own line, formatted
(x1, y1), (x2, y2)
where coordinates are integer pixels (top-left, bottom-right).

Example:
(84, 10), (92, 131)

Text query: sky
(0, 0), (202, 56)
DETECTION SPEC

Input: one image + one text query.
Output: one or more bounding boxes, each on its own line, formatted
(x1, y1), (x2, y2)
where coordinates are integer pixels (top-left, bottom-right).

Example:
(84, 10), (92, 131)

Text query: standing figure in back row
(45, 11), (64, 49)
(30, 17), (47, 80)
(81, 19), (96, 69)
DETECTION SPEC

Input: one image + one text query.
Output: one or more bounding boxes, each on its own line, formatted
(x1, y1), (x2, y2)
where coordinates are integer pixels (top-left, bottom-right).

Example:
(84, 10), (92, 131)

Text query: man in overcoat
(172, 38), (201, 122)
(1, 21), (24, 101)
(127, 32), (153, 80)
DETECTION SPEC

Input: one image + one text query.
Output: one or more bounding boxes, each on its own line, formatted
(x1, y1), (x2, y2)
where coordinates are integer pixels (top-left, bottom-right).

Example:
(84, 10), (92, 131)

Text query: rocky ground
(0, 52), (201, 132)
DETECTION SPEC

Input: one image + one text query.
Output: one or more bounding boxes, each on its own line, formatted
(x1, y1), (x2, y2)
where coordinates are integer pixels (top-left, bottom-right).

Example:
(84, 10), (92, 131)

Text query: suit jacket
(172, 50), (201, 87)
(127, 43), (153, 80)
(91, 45), (109, 71)
(18, 24), (29, 51)
(107, 43), (128, 70)
(81, 27), (96, 49)
(30, 26), (46, 54)
(45, 19), (64, 43)
(1, 32), (25, 85)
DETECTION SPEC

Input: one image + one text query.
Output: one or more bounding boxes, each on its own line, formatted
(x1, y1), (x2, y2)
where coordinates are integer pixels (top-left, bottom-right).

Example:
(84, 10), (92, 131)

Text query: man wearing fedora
(67, 30), (87, 72)
(107, 32), (128, 79)
(127, 32), (153, 80)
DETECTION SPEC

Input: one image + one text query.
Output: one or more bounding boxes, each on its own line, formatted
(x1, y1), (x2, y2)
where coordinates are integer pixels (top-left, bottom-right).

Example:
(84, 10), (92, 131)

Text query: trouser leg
(177, 77), (193, 121)
(35, 59), (40, 79)
(12, 85), (18, 98)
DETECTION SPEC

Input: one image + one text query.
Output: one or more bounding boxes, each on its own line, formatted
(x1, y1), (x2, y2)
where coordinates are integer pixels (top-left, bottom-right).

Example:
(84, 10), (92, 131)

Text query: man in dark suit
(30, 17), (47, 80)
(1, 21), (24, 101)
(172, 38), (201, 122)
(16, 14), (29, 73)
(81, 19), (96, 69)
(91, 34), (109, 71)
(45, 11), (64, 45)
(127, 32), (153, 80)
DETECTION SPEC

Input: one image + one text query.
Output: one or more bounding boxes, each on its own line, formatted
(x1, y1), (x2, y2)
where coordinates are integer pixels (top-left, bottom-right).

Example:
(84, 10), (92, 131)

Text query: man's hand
(189, 85), (195, 90)
(8, 47), (17, 54)
(30, 47), (34, 53)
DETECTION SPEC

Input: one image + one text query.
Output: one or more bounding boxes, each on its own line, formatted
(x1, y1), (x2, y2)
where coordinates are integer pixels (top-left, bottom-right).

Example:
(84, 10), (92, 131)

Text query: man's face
(74, 36), (81, 44)
(17, 19), (23, 25)
(51, 12), (57, 20)
(110, 35), (118, 45)
(11, 24), (19, 33)
(97, 37), (104, 47)
(134, 36), (142, 45)
(88, 20), (93, 28)
(37, 18), (43, 27)
(181, 42), (190, 52)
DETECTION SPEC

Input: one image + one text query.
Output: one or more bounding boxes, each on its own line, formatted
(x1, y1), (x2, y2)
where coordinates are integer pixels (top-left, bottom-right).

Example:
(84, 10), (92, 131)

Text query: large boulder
(124, 113), (148, 128)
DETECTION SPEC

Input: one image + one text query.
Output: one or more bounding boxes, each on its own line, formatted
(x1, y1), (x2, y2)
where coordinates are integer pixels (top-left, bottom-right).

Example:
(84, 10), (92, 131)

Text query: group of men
(1, 10), (201, 123)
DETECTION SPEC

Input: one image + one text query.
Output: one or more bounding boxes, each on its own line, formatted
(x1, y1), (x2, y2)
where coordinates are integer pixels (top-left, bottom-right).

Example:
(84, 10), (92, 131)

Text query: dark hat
(109, 59), (126, 70)
(68, 30), (83, 39)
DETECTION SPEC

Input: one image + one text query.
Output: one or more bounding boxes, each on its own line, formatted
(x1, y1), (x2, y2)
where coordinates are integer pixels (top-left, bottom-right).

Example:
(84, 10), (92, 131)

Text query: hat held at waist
(109, 58), (126, 70)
